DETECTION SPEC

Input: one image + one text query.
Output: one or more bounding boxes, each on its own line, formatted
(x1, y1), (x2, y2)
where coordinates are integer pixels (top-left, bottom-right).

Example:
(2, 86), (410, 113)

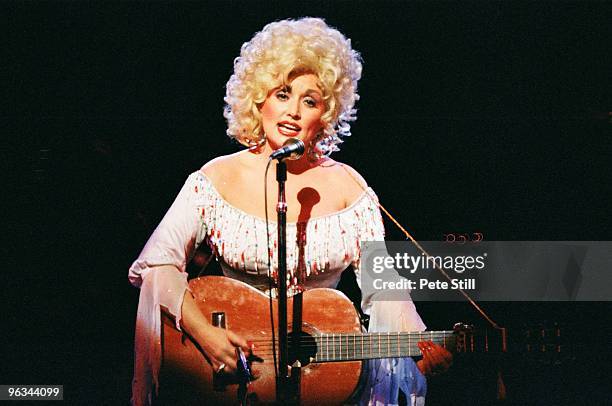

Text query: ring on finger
(216, 363), (226, 373)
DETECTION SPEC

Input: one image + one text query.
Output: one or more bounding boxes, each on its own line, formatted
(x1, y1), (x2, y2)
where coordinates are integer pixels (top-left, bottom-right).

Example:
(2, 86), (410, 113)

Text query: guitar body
(160, 276), (363, 405)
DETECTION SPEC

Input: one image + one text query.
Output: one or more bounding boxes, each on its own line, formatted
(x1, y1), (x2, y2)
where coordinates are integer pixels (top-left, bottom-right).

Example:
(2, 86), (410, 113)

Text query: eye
(303, 97), (317, 108)
(275, 90), (289, 101)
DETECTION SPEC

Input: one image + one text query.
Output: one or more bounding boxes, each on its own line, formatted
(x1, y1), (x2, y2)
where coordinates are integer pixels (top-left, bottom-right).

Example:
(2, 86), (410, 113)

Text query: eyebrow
(279, 85), (322, 97)
(304, 89), (323, 97)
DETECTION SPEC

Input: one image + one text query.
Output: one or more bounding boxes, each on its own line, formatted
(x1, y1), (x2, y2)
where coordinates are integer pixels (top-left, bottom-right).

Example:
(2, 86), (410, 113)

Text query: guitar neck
(312, 330), (455, 362)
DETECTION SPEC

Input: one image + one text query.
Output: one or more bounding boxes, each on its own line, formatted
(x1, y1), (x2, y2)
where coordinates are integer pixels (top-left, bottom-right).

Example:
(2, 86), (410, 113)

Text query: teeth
(279, 123), (300, 131)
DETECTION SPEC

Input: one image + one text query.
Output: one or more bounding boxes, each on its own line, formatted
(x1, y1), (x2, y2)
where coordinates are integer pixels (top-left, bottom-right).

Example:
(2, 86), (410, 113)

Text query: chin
(266, 132), (299, 149)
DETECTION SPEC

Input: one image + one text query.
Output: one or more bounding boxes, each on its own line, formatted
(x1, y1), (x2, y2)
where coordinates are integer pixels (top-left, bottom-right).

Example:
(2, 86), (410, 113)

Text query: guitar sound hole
(288, 331), (317, 366)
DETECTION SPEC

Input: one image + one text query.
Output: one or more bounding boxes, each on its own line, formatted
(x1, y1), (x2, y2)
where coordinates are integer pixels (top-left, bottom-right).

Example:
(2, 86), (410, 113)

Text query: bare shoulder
(318, 159), (370, 206)
(199, 151), (249, 186)
(336, 161), (369, 190)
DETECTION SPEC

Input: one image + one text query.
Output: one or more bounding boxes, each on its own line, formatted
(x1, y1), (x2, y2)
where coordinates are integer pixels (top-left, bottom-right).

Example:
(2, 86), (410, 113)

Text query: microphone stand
(275, 160), (291, 404)
(270, 138), (303, 404)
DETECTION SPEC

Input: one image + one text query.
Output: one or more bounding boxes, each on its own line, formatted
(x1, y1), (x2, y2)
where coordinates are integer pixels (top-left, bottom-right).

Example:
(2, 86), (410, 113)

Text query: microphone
(269, 138), (305, 161)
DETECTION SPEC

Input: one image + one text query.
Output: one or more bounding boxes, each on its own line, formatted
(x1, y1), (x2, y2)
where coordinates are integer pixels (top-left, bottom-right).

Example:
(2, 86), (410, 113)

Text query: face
(260, 73), (326, 150)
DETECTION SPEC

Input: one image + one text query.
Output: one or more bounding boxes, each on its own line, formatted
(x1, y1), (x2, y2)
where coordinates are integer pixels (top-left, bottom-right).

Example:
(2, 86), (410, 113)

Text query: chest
(218, 176), (346, 223)
(193, 172), (379, 282)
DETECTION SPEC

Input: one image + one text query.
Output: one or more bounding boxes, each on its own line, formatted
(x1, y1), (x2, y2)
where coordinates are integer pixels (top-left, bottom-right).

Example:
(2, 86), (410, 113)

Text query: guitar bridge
(212, 311), (226, 329)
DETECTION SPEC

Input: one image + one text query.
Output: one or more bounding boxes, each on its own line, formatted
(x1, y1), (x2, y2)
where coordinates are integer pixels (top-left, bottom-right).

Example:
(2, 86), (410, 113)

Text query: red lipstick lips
(277, 121), (301, 136)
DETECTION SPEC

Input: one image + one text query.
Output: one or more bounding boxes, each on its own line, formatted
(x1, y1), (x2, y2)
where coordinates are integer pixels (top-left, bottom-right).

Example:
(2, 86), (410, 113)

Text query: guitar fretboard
(312, 331), (455, 362)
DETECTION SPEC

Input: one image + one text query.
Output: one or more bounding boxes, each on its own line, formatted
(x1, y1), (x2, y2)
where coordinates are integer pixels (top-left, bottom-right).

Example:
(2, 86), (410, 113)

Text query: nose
(286, 98), (301, 119)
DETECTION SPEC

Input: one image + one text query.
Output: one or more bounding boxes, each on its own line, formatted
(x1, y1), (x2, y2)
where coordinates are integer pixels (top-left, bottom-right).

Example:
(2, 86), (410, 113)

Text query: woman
(129, 17), (451, 405)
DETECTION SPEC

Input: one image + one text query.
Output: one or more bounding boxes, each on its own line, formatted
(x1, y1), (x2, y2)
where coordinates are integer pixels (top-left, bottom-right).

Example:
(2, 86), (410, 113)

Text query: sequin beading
(189, 171), (385, 292)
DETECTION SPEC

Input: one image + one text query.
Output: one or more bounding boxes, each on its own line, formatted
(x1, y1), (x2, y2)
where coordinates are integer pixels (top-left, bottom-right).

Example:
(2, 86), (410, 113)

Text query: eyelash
(275, 91), (318, 108)
(304, 98), (317, 107)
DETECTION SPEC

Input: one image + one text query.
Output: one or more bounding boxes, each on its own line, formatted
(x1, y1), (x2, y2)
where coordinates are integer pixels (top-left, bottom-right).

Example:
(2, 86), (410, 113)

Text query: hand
(416, 340), (453, 377)
(199, 325), (251, 375)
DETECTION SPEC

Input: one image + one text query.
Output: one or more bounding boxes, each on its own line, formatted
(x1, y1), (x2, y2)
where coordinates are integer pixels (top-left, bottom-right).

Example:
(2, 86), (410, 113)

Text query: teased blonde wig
(223, 17), (362, 155)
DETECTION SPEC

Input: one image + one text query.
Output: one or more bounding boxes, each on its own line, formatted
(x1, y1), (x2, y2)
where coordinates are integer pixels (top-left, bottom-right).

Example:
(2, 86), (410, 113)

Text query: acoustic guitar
(159, 276), (517, 405)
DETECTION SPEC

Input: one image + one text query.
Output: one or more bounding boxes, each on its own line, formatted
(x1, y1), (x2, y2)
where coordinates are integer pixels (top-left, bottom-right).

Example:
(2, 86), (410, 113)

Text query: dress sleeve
(352, 190), (428, 406)
(128, 172), (208, 406)
(351, 189), (426, 331)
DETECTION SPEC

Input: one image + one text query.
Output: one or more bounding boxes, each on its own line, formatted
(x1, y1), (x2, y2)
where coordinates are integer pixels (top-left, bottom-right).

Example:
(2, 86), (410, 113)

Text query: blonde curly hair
(223, 17), (362, 156)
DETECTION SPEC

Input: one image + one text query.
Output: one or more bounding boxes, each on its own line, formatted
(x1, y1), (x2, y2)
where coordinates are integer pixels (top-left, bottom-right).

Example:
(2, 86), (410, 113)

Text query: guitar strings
(245, 345), (438, 358)
(246, 337), (455, 350)
(246, 336), (459, 358)
(248, 342), (438, 351)
(245, 332), (455, 344)
(241, 334), (456, 355)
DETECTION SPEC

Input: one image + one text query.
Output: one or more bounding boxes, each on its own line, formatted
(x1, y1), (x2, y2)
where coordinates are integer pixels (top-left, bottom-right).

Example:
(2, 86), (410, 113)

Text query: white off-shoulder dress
(129, 170), (427, 406)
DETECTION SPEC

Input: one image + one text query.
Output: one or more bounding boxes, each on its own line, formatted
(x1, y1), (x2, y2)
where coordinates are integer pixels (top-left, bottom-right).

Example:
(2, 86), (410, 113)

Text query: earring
(308, 133), (341, 162)
(307, 134), (325, 162)
(239, 135), (266, 152)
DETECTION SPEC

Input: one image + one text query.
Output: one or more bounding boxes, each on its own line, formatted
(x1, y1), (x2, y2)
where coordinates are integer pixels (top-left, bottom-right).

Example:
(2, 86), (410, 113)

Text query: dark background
(3, 1), (611, 405)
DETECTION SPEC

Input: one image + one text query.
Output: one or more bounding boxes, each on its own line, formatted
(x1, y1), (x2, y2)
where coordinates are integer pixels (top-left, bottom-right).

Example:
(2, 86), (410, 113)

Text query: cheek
(260, 106), (277, 129)
(307, 112), (325, 132)
(260, 104), (271, 120)
(262, 97), (284, 115)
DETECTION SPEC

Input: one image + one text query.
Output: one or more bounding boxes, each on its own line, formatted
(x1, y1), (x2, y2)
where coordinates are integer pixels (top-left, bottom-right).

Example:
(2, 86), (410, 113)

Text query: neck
(253, 142), (322, 174)
(313, 330), (456, 362)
